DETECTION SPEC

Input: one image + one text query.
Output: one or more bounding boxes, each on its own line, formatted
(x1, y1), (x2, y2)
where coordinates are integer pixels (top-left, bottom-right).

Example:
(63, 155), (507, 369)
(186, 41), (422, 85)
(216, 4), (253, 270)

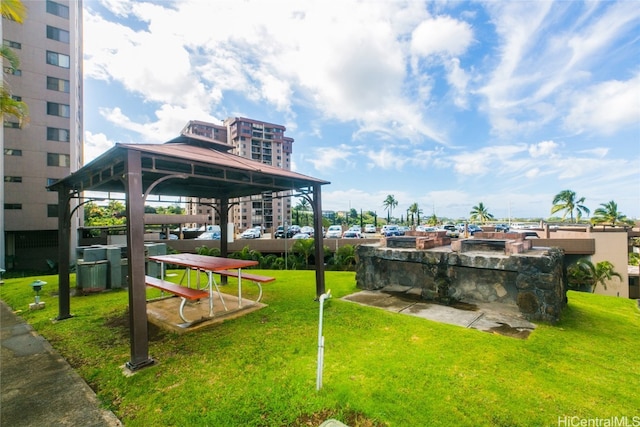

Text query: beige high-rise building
(180, 118), (294, 233)
(2, 0), (83, 270)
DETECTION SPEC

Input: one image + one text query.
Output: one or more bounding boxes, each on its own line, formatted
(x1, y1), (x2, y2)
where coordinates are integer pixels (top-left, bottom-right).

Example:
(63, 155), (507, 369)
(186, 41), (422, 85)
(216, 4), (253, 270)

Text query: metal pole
(316, 289), (331, 391)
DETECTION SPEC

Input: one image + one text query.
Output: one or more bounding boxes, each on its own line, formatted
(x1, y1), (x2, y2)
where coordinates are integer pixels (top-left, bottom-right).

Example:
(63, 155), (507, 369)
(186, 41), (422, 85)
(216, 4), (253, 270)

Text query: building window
(47, 102), (70, 118)
(4, 176), (22, 183)
(46, 0), (69, 18)
(46, 26), (70, 43)
(3, 121), (20, 129)
(47, 178), (57, 189)
(4, 204), (22, 210)
(47, 153), (70, 167)
(3, 39), (21, 49)
(47, 204), (59, 218)
(47, 127), (70, 142)
(4, 149), (22, 156)
(46, 51), (70, 68)
(47, 76), (70, 93)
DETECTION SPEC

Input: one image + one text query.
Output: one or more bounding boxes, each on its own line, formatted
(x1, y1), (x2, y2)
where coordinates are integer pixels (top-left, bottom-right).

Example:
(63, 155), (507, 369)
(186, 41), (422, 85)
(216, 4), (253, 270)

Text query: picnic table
(146, 253), (273, 323)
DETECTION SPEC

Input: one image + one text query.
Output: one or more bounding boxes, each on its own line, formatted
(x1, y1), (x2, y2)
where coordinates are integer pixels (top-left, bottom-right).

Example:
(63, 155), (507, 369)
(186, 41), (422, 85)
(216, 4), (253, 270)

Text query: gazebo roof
(50, 137), (329, 198)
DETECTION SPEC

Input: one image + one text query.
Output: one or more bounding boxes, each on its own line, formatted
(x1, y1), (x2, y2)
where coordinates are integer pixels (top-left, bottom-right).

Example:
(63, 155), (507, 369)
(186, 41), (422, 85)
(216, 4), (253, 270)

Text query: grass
(1, 270), (639, 426)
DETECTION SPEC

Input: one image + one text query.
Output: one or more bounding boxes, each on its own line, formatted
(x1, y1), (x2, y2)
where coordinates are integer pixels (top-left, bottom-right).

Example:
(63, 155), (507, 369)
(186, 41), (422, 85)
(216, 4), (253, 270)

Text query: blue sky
(83, 0), (640, 221)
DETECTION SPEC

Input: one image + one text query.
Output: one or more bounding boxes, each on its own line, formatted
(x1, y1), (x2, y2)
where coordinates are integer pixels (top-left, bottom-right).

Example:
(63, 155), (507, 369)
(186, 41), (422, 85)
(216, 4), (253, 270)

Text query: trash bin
(76, 260), (108, 292)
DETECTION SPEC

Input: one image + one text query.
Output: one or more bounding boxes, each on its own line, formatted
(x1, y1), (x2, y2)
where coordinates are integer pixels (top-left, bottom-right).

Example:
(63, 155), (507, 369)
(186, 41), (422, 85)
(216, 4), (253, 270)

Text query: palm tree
(591, 201), (629, 228)
(567, 259), (622, 293)
(469, 202), (494, 223)
(382, 195), (398, 223)
(408, 202), (422, 226)
(551, 190), (590, 223)
(1, 0), (29, 126)
(1, 0), (27, 22)
(291, 238), (315, 268)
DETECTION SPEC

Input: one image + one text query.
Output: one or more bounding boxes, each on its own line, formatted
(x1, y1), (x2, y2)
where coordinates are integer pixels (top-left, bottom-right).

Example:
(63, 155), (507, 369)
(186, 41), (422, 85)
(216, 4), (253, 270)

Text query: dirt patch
(293, 408), (387, 427)
(104, 308), (167, 342)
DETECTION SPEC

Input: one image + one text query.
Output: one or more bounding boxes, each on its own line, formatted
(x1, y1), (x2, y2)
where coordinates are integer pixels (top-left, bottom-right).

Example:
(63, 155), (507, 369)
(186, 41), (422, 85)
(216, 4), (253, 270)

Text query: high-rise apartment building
(2, 0), (83, 270)
(181, 117), (294, 232)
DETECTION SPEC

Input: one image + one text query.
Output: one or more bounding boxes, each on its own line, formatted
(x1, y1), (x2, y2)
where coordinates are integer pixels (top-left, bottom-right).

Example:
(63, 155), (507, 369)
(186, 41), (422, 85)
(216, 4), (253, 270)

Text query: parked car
(300, 226), (314, 236)
(364, 224), (376, 233)
(342, 230), (362, 239)
(348, 225), (362, 233)
(292, 232), (311, 239)
(467, 224), (483, 235)
(381, 225), (402, 236)
(159, 232), (179, 240)
(326, 225), (342, 238)
(494, 223), (510, 232)
(240, 228), (260, 239)
(274, 226), (285, 239)
(195, 231), (221, 240)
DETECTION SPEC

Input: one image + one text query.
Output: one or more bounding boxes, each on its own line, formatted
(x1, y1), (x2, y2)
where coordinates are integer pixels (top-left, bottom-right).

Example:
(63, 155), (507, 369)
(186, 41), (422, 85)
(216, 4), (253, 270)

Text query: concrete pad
(402, 302), (484, 328)
(342, 289), (535, 339)
(147, 293), (266, 334)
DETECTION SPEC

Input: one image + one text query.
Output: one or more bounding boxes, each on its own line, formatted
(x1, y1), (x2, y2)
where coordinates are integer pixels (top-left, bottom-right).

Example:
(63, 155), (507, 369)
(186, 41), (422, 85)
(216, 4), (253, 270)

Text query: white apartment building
(2, 0), (83, 270)
(180, 118), (294, 233)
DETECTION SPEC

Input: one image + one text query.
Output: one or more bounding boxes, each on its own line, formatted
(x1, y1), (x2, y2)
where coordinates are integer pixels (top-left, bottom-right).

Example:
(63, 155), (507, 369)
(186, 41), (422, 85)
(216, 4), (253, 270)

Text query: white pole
(316, 290), (331, 391)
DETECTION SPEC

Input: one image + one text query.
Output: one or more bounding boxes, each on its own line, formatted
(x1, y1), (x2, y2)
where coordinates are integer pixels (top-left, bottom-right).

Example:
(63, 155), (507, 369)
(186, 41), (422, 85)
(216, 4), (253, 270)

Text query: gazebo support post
(312, 184), (326, 298)
(124, 150), (154, 371)
(56, 189), (73, 320)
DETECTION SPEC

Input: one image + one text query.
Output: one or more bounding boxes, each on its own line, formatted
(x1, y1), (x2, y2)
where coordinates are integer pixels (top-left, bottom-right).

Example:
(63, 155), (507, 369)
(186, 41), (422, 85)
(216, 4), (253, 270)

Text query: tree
(591, 200), (630, 227)
(294, 198), (311, 226)
(1, 0), (29, 126)
(408, 203), (422, 226)
(551, 190), (590, 223)
(567, 259), (622, 293)
(291, 238), (315, 268)
(2, 0), (27, 22)
(382, 195), (398, 223)
(469, 202), (494, 223)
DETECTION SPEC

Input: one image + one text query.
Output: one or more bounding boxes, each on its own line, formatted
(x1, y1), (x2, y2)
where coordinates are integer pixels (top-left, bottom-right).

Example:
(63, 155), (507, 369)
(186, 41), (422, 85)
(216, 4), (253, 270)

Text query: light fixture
(29, 280), (47, 310)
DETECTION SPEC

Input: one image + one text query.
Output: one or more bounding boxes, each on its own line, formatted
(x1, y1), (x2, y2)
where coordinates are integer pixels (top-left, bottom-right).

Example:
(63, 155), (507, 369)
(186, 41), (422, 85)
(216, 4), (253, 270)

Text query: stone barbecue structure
(355, 232), (567, 323)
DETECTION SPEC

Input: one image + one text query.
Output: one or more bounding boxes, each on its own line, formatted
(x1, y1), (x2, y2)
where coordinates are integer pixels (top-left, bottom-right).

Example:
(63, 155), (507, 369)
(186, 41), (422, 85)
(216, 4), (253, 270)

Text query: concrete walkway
(0, 300), (122, 427)
(343, 285), (536, 339)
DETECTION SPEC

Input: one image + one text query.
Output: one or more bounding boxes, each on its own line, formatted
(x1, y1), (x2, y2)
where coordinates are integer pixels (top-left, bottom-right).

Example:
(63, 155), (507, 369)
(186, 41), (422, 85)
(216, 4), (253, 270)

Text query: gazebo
(48, 135), (330, 370)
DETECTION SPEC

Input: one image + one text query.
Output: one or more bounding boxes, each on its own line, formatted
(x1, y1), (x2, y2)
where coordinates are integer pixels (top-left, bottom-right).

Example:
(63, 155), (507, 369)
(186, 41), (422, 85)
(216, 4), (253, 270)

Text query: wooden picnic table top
(148, 253), (258, 272)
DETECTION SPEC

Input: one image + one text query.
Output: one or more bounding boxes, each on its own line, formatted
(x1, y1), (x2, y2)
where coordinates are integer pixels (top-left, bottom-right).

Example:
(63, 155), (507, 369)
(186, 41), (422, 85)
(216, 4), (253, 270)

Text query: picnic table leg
(210, 273), (228, 312)
(207, 271), (214, 317)
(238, 270), (243, 308)
(178, 297), (190, 323)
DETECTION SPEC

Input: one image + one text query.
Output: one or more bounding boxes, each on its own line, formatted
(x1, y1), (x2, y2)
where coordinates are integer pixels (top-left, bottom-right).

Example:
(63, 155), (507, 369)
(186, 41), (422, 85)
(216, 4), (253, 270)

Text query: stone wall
(355, 244), (567, 323)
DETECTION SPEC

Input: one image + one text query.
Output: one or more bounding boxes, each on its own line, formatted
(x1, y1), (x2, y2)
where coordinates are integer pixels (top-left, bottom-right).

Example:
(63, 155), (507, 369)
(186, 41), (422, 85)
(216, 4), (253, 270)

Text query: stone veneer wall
(355, 244), (567, 323)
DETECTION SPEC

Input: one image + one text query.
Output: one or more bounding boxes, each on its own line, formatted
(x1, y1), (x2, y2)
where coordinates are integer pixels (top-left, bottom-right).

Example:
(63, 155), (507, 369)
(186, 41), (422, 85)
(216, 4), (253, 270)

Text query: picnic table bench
(145, 275), (209, 323)
(215, 270), (275, 305)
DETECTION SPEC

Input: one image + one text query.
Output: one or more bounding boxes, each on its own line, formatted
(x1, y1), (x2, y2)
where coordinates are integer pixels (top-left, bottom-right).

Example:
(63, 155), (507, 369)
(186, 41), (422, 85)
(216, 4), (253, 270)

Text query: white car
(326, 225), (342, 238)
(240, 228), (260, 239)
(364, 224), (376, 233)
(300, 226), (314, 236)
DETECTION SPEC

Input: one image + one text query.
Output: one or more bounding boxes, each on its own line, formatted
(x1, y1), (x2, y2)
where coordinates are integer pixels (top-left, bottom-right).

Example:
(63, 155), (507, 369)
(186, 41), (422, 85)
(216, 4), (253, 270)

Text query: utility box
(145, 243), (167, 278)
(76, 260), (108, 292)
(83, 247), (107, 262)
(106, 246), (122, 289)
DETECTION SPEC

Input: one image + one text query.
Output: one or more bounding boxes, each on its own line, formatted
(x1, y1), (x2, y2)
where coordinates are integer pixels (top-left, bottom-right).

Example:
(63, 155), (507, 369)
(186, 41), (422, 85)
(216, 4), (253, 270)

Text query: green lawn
(1, 270), (639, 426)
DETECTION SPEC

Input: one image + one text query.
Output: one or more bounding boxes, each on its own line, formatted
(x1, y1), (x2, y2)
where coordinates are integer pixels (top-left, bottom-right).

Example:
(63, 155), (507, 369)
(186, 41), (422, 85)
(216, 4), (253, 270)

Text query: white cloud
(478, 1), (640, 139)
(565, 74), (640, 135)
(305, 145), (355, 172)
(84, 131), (115, 163)
(528, 140), (559, 158)
(410, 16), (474, 58)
